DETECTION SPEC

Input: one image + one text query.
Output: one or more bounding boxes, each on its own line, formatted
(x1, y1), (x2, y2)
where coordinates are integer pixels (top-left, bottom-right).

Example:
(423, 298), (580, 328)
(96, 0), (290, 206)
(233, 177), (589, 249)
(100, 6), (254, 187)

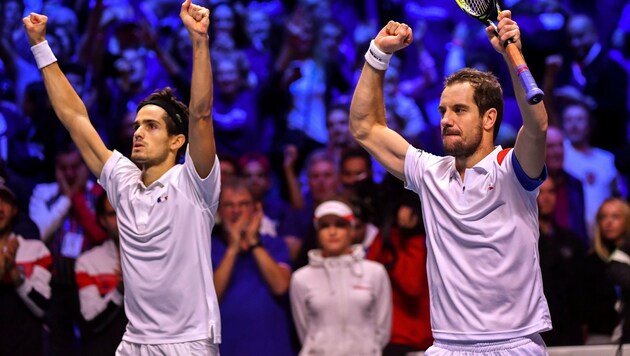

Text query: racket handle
(504, 43), (544, 105)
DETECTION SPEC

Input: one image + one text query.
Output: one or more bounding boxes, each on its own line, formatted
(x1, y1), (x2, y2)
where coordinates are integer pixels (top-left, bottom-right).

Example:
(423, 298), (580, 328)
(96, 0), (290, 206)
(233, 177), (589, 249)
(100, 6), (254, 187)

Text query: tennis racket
(454, 0), (544, 105)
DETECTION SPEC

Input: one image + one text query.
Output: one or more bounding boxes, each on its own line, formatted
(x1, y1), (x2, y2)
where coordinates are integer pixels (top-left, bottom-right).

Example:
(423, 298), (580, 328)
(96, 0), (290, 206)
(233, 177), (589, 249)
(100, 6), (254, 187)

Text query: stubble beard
(442, 123), (483, 158)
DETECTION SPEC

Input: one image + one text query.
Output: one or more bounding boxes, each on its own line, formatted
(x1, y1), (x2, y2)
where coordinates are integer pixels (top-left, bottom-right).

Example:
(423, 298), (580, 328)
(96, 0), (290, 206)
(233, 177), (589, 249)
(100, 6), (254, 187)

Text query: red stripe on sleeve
(497, 148), (512, 165)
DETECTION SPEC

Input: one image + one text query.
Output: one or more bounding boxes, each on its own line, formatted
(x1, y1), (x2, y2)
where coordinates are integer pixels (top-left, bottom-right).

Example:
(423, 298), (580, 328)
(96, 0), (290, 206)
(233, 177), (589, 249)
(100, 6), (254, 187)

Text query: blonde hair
(593, 197), (630, 261)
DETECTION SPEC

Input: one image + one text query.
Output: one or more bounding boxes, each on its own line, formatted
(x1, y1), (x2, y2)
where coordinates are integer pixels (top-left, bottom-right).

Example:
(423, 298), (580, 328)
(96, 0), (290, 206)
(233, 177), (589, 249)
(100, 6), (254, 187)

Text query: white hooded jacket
(290, 244), (392, 355)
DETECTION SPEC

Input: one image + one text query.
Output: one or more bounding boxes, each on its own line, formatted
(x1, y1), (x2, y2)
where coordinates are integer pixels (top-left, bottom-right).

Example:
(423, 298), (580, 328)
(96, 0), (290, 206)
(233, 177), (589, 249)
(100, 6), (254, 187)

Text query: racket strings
(461, 0), (492, 17)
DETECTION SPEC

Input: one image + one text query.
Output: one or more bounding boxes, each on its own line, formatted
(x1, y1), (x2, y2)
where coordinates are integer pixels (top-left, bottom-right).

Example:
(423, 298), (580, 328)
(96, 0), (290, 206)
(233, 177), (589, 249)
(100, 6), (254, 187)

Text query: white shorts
(425, 334), (547, 356)
(116, 339), (220, 356)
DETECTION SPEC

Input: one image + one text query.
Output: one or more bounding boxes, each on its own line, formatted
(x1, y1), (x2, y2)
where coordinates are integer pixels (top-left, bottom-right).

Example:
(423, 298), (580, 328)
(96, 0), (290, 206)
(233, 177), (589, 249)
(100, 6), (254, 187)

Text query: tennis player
(349, 10), (551, 355)
(23, 1), (222, 354)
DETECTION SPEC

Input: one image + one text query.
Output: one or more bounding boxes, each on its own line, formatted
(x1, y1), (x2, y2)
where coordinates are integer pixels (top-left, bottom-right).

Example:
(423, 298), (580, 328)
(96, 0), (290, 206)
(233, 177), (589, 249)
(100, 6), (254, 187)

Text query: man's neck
(455, 145), (495, 179)
(141, 160), (176, 187)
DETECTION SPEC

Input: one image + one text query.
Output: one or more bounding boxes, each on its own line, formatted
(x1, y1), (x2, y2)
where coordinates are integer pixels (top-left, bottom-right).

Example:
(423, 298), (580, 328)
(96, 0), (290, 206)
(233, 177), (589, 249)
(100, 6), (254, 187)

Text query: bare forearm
(213, 247), (238, 301)
(189, 37), (212, 121)
(507, 60), (548, 134)
(252, 248), (290, 295)
(349, 63), (387, 141)
(508, 54), (548, 177)
(41, 64), (90, 128)
(283, 166), (304, 209)
(187, 36), (216, 177)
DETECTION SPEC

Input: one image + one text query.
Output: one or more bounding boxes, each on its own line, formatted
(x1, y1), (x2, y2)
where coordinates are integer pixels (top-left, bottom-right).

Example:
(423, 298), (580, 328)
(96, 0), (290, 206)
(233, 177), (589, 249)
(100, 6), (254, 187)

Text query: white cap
(314, 200), (354, 221)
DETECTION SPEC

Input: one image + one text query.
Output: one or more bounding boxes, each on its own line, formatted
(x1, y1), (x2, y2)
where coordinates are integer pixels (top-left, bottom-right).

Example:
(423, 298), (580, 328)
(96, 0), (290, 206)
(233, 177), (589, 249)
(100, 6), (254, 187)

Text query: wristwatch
(248, 240), (263, 252)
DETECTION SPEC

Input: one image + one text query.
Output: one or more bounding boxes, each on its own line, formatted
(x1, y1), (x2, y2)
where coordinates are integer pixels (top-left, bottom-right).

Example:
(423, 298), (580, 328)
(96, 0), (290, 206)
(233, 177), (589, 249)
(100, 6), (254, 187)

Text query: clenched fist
(374, 21), (413, 54)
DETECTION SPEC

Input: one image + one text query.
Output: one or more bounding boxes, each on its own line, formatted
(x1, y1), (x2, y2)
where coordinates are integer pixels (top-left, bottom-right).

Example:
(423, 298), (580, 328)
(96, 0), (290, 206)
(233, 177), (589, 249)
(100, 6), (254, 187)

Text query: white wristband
(30, 41), (57, 69)
(364, 40), (392, 71)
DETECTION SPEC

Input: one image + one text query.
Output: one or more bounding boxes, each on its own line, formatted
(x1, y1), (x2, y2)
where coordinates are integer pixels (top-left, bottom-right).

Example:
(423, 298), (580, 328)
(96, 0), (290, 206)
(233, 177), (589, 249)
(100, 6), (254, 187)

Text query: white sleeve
(374, 264), (392, 349)
(99, 150), (141, 208)
(180, 147), (221, 213)
(403, 145), (426, 194)
(15, 264), (52, 318)
(289, 273), (309, 343)
(29, 184), (71, 241)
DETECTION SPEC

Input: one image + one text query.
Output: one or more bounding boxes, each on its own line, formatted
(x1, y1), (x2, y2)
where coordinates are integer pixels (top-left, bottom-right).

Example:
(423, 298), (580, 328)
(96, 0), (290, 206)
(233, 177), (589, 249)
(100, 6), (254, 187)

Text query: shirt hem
(432, 322), (552, 342)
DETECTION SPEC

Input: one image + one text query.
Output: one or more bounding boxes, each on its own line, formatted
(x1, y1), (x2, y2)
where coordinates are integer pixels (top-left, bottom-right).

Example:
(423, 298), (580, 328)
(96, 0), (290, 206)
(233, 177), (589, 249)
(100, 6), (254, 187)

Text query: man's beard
(442, 123), (483, 158)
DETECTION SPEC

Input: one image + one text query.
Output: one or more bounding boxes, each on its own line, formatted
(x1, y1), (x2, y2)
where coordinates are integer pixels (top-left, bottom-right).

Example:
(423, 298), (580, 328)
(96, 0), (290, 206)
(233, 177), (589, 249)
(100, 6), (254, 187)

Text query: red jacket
(367, 228), (432, 350)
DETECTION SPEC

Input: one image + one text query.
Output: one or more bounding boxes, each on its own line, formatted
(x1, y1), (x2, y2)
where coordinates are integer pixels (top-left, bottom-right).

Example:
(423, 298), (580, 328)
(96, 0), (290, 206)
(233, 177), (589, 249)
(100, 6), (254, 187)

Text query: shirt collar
(448, 146), (503, 180)
(137, 164), (179, 191)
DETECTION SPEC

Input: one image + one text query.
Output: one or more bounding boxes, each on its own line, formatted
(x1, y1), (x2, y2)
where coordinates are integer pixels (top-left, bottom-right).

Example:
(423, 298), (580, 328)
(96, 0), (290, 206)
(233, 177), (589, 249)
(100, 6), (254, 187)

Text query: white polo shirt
(100, 148), (221, 345)
(404, 145), (551, 342)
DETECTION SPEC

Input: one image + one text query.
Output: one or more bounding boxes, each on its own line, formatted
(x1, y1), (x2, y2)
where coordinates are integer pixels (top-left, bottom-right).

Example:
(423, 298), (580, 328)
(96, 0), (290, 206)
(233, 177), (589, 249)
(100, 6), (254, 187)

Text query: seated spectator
(546, 126), (588, 245)
(367, 187), (433, 354)
(0, 182), (52, 355)
(537, 177), (586, 346)
(212, 179), (295, 356)
(75, 192), (127, 356)
(561, 101), (626, 242)
(606, 201), (630, 344)
(584, 198), (629, 344)
(239, 152), (290, 230)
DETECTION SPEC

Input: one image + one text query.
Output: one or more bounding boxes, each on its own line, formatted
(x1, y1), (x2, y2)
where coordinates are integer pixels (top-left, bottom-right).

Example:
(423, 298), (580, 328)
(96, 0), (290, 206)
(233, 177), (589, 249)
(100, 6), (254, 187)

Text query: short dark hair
(340, 147), (372, 171)
(137, 87), (189, 161)
(219, 178), (256, 202)
(444, 68), (504, 140)
(95, 191), (109, 219)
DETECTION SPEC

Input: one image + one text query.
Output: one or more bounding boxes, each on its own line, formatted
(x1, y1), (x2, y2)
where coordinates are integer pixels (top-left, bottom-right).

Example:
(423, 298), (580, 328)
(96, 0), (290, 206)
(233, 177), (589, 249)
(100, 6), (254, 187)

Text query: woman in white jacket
(290, 199), (392, 355)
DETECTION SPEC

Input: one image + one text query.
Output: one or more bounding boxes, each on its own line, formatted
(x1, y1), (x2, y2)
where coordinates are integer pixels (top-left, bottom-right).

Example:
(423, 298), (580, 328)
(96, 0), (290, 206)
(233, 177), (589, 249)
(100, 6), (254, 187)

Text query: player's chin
(130, 152), (148, 164)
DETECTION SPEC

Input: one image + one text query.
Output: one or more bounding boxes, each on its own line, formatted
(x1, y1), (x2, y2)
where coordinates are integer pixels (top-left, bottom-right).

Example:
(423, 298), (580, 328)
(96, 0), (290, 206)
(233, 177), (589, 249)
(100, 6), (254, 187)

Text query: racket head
(454, 0), (496, 25)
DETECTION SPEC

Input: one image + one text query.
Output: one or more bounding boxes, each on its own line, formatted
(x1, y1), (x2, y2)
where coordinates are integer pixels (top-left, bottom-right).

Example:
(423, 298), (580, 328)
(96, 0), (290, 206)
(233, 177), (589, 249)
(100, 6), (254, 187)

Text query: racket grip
(505, 44), (544, 105)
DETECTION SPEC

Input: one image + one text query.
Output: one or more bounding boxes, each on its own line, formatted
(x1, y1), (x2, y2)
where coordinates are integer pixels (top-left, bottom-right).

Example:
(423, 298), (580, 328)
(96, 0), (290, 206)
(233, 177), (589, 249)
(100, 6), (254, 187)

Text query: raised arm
(488, 11), (548, 178)
(180, 0), (216, 178)
(349, 22), (414, 181)
(22, 13), (112, 177)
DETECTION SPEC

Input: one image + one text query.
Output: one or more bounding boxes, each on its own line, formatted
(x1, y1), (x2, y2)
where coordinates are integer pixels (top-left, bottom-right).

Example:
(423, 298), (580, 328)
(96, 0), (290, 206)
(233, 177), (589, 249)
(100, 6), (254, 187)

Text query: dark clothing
(80, 306), (128, 356)
(558, 45), (629, 151)
(538, 224), (587, 346)
(0, 284), (45, 355)
(584, 252), (620, 338)
(552, 171), (588, 245)
(607, 240), (630, 343)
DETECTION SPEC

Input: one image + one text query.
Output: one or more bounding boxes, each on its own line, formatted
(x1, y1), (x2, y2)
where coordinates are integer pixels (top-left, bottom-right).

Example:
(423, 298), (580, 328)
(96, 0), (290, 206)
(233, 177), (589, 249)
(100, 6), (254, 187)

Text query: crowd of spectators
(1, 0), (630, 354)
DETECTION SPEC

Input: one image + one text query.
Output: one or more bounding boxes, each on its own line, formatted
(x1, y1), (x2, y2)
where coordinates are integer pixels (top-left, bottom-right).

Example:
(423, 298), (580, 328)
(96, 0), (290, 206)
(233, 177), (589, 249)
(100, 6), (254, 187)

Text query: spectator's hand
(223, 214), (248, 251)
(180, 0), (210, 41)
(487, 10), (521, 54)
(245, 202), (263, 247)
(22, 13), (49, 46)
(544, 54), (563, 77)
(283, 144), (298, 171)
(397, 205), (419, 229)
(72, 164), (89, 194)
(3, 237), (19, 280)
(56, 166), (71, 197)
(374, 21), (413, 54)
